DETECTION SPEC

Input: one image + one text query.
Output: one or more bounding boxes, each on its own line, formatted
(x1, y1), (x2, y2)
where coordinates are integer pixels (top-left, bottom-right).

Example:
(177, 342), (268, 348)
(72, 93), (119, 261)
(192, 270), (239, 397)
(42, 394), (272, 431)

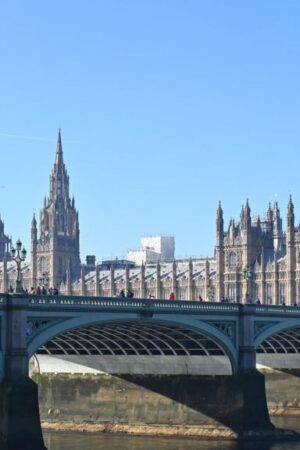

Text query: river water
(43, 418), (300, 450)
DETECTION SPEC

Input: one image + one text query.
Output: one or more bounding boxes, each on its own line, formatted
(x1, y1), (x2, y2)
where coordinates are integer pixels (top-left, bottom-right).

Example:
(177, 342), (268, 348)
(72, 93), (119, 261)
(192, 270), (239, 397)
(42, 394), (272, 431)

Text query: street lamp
(11, 239), (27, 294)
(243, 266), (253, 303)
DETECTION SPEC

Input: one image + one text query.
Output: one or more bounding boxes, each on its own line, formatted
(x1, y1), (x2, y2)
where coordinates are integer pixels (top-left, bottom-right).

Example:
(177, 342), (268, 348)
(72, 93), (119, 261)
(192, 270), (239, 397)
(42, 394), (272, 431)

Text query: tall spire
(35, 130), (81, 288)
(55, 128), (63, 166)
(50, 129), (69, 203)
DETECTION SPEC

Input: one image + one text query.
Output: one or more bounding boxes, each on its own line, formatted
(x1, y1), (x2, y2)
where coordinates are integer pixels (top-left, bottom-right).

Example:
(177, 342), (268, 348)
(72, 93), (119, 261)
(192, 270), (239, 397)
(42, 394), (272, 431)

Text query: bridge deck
(0, 294), (299, 317)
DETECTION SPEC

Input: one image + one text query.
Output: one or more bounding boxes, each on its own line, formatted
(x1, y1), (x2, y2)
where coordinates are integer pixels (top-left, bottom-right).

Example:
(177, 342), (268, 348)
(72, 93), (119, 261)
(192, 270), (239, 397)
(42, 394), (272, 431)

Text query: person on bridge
(168, 292), (175, 301)
(198, 295), (203, 301)
(126, 289), (134, 298)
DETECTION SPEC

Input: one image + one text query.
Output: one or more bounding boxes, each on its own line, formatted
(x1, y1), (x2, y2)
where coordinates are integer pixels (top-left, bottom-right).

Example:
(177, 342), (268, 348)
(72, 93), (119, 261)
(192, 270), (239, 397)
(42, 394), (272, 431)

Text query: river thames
(43, 418), (300, 450)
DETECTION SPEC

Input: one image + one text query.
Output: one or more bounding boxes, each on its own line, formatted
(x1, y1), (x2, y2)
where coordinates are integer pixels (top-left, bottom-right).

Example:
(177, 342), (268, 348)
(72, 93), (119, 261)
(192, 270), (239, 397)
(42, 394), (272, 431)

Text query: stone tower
(215, 201), (224, 301)
(0, 217), (11, 261)
(286, 196), (296, 305)
(31, 130), (81, 288)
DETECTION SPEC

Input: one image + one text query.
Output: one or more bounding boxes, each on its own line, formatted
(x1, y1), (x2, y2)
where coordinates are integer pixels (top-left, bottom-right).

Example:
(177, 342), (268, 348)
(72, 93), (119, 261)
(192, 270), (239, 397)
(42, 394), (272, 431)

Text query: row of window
(226, 283), (287, 304)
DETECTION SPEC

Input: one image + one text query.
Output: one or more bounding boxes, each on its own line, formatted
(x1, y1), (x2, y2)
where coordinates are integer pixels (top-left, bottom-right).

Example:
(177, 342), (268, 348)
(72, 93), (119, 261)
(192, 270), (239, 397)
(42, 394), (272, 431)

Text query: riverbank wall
(262, 368), (300, 415)
(32, 369), (300, 425)
(33, 372), (273, 428)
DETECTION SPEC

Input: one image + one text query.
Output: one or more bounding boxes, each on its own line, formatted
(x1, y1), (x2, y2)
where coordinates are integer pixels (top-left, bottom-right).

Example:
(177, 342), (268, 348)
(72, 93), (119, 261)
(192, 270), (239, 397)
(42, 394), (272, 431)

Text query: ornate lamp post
(243, 265), (253, 303)
(11, 239), (27, 294)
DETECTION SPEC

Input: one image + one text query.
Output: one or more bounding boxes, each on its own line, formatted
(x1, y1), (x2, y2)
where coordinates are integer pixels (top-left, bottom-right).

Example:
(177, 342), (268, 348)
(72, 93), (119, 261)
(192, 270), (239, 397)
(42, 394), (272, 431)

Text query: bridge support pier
(0, 296), (46, 450)
(0, 378), (46, 450)
(238, 304), (257, 373)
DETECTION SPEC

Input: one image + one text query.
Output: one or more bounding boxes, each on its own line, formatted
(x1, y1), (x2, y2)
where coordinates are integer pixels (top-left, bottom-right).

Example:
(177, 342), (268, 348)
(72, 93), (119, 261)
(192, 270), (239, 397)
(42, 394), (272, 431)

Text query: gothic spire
(55, 128), (63, 167)
(49, 129), (70, 203)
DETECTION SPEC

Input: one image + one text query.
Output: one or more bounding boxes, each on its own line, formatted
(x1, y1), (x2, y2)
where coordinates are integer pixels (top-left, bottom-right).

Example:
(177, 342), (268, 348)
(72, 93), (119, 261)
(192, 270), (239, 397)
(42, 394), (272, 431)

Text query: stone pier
(0, 296), (46, 450)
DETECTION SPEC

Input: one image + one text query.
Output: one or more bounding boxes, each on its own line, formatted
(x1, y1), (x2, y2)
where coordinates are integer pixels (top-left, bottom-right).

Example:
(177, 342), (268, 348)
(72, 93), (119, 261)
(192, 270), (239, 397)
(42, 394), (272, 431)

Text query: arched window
(39, 256), (47, 273)
(228, 284), (236, 302)
(229, 252), (237, 268)
(266, 284), (273, 304)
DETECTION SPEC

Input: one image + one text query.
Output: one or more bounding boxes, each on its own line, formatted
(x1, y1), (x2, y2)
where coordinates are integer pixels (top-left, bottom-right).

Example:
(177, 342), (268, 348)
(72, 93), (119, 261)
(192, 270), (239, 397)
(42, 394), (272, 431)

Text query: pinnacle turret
(267, 202), (273, 221)
(241, 199), (251, 230)
(217, 201), (223, 219)
(216, 201), (224, 235)
(31, 213), (37, 229)
(288, 195), (294, 216)
(245, 198), (251, 218)
(287, 195), (295, 231)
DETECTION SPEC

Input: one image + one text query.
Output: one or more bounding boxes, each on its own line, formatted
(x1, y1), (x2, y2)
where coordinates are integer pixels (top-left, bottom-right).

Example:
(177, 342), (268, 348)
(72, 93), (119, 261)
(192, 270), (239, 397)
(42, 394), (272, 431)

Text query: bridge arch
(28, 314), (237, 375)
(255, 319), (300, 350)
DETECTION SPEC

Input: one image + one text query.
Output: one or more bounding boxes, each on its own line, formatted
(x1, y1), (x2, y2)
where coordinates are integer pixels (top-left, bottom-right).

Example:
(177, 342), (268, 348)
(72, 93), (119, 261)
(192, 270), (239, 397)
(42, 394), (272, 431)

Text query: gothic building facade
(215, 198), (295, 305)
(0, 130), (298, 305)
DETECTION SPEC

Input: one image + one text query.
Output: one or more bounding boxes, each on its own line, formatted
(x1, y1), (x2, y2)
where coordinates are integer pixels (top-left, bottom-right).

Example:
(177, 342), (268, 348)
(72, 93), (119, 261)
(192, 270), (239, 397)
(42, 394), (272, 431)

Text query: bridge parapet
(254, 305), (300, 316)
(27, 295), (241, 314)
(1, 292), (300, 317)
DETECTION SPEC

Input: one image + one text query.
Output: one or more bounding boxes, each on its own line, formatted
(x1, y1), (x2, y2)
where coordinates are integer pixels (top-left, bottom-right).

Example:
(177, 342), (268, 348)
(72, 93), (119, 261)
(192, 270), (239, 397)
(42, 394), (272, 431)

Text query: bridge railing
(1, 294), (300, 316)
(25, 295), (240, 314)
(254, 305), (300, 315)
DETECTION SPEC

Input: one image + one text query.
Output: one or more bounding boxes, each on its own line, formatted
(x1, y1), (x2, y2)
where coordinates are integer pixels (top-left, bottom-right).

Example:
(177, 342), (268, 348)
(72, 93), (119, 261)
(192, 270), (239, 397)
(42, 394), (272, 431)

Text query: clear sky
(1, 1), (300, 261)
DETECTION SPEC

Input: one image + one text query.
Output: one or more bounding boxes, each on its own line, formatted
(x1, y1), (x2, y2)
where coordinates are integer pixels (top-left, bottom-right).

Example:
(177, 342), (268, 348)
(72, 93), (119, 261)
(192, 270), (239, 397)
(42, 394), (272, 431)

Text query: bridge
(1, 294), (300, 449)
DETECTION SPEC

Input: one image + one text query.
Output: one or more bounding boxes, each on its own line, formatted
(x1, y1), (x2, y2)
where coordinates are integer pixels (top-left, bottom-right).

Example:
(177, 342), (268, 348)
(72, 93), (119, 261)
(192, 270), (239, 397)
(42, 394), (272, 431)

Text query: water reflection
(44, 431), (300, 450)
(44, 417), (300, 450)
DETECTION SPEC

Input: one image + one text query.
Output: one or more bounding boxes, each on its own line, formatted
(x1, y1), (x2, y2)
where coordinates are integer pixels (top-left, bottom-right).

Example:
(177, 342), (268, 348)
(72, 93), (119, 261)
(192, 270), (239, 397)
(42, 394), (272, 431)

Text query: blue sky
(1, 1), (300, 261)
